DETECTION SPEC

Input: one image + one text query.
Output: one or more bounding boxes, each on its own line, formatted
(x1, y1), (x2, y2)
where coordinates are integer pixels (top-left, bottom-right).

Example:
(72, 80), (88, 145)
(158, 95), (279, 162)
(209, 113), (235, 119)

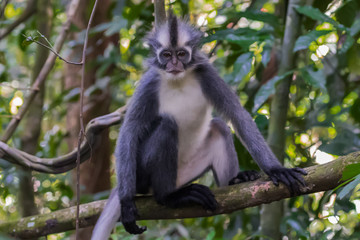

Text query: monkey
(91, 15), (307, 239)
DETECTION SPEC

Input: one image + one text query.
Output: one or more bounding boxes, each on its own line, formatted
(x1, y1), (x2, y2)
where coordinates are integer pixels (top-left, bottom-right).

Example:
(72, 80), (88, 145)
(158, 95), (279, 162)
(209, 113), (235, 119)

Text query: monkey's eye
(161, 51), (172, 59)
(177, 51), (186, 57)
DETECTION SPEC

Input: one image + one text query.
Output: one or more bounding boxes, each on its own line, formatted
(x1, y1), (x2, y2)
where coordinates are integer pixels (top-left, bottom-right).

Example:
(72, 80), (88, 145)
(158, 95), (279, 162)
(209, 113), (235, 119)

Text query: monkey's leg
(142, 115), (217, 211)
(209, 118), (260, 186)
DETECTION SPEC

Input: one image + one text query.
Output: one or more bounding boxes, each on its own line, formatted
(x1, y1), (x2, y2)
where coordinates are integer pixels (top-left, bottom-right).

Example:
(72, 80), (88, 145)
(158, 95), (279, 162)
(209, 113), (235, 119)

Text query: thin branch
(76, 0), (99, 237)
(1, 151), (359, 238)
(0, 0), (81, 143)
(26, 36), (82, 65)
(0, 0), (37, 41)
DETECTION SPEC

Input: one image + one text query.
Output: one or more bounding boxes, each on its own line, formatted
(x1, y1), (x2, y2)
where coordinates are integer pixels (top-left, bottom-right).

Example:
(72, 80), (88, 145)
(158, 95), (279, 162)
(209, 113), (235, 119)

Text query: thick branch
(0, 107), (125, 173)
(1, 151), (359, 239)
(0, 0), (81, 143)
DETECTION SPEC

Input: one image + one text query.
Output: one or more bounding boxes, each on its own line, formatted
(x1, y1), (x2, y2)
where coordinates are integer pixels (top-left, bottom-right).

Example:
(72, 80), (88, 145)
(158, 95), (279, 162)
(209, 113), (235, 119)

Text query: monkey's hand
(265, 167), (307, 196)
(121, 199), (147, 234)
(228, 170), (261, 185)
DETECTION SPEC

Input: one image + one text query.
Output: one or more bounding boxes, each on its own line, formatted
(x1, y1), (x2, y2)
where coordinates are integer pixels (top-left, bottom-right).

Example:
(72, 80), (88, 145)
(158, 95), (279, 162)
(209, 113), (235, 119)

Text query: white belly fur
(158, 72), (213, 187)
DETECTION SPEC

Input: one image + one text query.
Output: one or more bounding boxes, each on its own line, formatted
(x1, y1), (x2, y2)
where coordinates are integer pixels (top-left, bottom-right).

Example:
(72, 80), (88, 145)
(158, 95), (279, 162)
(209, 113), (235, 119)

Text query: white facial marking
(157, 25), (170, 47)
(177, 23), (190, 47)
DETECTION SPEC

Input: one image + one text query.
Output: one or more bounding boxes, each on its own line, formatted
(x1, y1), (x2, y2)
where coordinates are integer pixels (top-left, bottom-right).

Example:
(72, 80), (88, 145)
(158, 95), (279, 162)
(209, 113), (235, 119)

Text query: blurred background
(0, 0), (360, 239)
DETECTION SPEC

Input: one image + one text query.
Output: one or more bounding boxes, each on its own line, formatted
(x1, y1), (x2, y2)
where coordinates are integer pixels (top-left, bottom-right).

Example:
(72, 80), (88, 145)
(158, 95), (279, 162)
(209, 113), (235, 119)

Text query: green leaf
(294, 30), (332, 52)
(350, 98), (360, 124)
(225, 34), (261, 49)
(300, 67), (327, 91)
(0, 64), (5, 76)
(347, 43), (360, 74)
(296, 5), (345, 30)
(252, 71), (293, 112)
(232, 52), (253, 84)
(337, 174), (360, 200)
(203, 28), (254, 43)
(237, 10), (279, 28)
(205, 230), (215, 240)
(285, 219), (309, 237)
(350, 19), (360, 37)
(319, 129), (360, 155)
(341, 163), (360, 181)
(21, 36), (37, 47)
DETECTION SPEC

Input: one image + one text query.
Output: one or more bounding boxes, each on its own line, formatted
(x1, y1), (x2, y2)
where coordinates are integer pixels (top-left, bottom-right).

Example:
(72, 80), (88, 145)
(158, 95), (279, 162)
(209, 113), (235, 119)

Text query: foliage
(0, 0), (360, 239)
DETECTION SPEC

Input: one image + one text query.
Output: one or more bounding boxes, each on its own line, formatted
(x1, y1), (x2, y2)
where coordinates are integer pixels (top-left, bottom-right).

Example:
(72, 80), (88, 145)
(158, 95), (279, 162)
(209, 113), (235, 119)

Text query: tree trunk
(64, 0), (114, 238)
(261, 0), (305, 239)
(18, 0), (52, 219)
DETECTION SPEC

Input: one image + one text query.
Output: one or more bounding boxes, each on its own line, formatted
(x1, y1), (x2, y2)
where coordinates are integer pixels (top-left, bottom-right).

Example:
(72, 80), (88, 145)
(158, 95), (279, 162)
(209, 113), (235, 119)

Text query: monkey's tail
(91, 188), (120, 240)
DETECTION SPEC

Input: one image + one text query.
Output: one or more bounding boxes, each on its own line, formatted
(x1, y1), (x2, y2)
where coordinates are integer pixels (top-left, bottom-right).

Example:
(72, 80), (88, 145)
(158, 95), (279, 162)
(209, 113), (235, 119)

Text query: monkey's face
(158, 48), (191, 77)
(147, 16), (202, 80)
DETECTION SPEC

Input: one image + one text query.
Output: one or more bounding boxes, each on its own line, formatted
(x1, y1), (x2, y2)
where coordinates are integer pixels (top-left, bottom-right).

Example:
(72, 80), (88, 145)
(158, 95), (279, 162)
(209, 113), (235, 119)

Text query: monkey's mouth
(167, 70), (183, 75)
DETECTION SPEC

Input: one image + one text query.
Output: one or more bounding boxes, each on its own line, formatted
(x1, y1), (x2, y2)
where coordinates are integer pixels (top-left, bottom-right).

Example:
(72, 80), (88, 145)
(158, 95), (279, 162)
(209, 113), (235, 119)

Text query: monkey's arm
(195, 63), (306, 194)
(116, 69), (160, 234)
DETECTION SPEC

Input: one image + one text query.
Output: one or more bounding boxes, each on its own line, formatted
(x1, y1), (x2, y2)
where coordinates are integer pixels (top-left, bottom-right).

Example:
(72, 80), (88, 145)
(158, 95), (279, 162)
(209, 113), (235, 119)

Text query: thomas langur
(92, 14), (307, 239)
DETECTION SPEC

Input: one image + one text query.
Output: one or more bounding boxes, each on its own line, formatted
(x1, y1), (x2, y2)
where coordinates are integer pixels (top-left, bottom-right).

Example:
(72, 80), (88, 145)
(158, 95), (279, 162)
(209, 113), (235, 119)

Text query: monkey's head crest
(146, 14), (204, 78)
(146, 14), (202, 53)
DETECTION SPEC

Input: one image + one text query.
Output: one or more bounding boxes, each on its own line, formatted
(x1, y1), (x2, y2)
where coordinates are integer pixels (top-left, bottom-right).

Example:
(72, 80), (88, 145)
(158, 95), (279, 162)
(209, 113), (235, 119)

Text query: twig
(76, 0), (99, 238)
(25, 36), (82, 65)
(37, 30), (54, 48)
(0, 0), (81, 143)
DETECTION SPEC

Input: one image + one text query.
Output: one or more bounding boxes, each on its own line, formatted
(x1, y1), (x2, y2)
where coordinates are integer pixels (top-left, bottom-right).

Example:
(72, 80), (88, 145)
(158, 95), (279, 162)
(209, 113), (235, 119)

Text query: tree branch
(0, 107), (126, 173)
(1, 151), (359, 239)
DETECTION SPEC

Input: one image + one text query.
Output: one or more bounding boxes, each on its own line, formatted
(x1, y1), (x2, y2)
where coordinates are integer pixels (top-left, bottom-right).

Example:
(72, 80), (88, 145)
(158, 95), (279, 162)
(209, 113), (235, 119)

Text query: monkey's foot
(228, 170), (260, 185)
(163, 184), (218, 211)
(121, 200), (147, 234)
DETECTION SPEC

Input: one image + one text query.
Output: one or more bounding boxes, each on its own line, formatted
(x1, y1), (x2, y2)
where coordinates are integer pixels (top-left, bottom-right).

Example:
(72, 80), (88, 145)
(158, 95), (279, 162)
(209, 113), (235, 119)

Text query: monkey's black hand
(121, 199), (147, 234)
(163, 184), (218, 211)
(229, 170), (261, 185)
(265, 167), (307, 196)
